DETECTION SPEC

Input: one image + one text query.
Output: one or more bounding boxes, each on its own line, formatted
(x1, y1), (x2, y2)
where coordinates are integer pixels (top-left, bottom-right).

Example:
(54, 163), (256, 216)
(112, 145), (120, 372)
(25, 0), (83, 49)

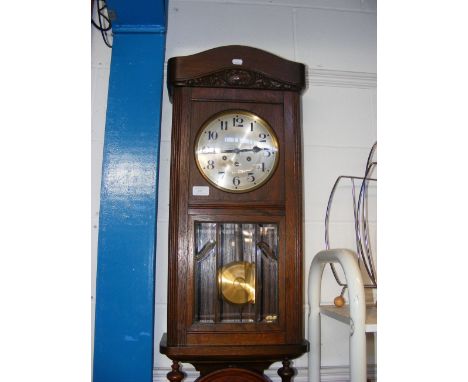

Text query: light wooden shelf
(320, 305), (377, 333)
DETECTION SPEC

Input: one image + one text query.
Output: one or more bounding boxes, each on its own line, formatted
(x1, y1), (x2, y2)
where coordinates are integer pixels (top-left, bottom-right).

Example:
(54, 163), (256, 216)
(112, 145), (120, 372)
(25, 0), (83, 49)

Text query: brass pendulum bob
(218, 261), (256, 305)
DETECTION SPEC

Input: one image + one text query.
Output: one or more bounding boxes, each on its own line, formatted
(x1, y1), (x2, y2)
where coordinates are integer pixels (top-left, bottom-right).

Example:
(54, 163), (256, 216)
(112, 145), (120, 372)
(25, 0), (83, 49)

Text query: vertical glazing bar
(214, 222), (221, 323)
(255, 224), (261, 322)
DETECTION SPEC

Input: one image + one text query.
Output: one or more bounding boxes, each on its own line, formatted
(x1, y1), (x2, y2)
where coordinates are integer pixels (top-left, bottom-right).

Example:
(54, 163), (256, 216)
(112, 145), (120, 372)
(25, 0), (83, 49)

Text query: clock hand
(221, 146), (266, 154)
(239, 146), (264, 153)
(220, 148), (240, 154)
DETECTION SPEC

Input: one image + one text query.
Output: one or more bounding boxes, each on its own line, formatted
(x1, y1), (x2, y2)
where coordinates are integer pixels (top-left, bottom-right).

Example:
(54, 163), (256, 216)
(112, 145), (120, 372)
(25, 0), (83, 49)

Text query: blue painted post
(93, 32), (166, 382)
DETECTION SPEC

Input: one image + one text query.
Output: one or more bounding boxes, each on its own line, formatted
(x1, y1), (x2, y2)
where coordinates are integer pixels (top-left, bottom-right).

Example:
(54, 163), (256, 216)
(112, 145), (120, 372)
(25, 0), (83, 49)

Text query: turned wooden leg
(277, 359), (295, 382)
(167, 361), (185, 382)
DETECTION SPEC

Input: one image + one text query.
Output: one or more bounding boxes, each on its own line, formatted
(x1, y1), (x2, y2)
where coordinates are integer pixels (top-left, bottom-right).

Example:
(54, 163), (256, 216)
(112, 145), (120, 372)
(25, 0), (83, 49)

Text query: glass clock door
(194, 222), (279, 324)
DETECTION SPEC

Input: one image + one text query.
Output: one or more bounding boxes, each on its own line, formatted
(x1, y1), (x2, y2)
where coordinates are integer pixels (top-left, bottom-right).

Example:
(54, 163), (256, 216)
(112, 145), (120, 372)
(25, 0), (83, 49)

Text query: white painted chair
(308, 248), (376, 382)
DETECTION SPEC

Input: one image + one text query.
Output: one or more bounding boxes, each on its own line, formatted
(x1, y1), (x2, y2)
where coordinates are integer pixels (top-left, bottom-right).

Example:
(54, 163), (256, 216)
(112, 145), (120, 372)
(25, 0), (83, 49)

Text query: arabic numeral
(232, 176), (241, 186)
(259, 133), (267, 143)
(220, 120), (228, 130)
(207, 160), (215, 170)
(247, 172), (255, 182)
(233, 116), (244, 127)
(208, 131), (218, 140)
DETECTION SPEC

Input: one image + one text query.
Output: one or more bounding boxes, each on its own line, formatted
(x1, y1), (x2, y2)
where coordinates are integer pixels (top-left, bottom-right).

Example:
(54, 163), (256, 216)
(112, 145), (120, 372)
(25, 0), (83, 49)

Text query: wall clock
(160, 45), (308, 382)
(194, 110), (279, 193)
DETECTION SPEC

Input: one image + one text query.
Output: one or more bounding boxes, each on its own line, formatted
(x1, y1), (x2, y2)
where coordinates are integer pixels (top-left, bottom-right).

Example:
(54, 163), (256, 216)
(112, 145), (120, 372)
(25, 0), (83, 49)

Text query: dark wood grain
(162, 45), (308, 380)
(160, 334), (308, 360)
(167, 45), (306, 99)
(188, 98), (285, 205)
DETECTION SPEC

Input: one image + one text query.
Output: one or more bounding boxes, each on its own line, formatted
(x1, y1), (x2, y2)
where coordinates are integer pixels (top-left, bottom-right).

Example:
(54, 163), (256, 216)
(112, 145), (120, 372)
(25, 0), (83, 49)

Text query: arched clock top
(167, 45), (306, 99)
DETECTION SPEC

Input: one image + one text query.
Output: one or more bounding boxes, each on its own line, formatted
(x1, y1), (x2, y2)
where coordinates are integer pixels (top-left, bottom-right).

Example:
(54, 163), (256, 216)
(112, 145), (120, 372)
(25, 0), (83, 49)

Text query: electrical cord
(92, 0), (112, 48)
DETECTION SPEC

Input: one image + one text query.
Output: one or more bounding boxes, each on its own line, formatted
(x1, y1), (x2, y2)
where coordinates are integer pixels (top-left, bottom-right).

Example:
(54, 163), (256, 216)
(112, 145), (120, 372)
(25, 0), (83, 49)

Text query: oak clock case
(160, 45), (308, 382)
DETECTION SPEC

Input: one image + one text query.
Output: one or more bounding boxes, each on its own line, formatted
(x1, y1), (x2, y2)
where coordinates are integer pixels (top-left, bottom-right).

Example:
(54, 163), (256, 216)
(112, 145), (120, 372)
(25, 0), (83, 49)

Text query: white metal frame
(308, 249), (368, 382)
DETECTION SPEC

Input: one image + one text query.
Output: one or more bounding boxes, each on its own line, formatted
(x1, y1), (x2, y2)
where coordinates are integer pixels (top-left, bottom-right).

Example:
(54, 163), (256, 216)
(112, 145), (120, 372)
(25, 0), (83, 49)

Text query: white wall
(92, 0), (376, 380)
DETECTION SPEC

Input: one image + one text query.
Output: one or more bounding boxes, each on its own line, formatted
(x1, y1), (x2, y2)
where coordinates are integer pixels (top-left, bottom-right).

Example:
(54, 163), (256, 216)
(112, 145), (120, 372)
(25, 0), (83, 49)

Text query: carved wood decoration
(160, 45), (309, 381)
(175, 69), (300, 92)
(167, 45), (305, 98)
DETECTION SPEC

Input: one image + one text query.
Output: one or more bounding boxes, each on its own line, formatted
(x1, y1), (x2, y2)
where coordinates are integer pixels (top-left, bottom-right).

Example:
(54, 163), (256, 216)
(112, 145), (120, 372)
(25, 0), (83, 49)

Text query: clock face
(194, 110), (279, 193)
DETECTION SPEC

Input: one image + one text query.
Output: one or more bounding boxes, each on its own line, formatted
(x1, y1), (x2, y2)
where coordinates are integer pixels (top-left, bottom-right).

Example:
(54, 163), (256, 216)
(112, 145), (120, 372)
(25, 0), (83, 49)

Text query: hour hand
(239, 146), (263, 153)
